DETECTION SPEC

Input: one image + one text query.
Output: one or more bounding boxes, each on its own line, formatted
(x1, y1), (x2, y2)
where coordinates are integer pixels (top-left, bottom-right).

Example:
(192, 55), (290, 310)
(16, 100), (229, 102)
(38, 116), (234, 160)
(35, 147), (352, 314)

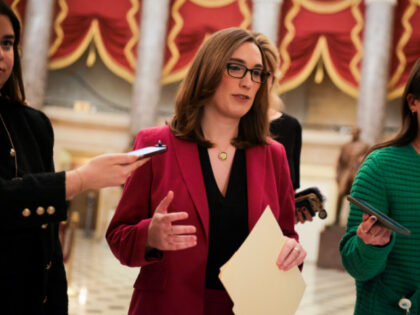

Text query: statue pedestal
(317, 225), (346, 270)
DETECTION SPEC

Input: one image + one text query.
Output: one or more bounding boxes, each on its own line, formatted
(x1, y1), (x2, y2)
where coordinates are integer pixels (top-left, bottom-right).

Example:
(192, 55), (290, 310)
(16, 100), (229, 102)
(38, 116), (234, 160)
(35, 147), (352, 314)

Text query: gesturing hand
(146, 191), (197, 251)
(357, 214), (392, 246)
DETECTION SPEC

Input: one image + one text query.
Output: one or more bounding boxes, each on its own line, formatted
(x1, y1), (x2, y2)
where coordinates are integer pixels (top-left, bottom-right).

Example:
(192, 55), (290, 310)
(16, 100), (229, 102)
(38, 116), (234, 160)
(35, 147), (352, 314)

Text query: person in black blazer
(253, 32), (313, 224)
(0, 2), (148, 314)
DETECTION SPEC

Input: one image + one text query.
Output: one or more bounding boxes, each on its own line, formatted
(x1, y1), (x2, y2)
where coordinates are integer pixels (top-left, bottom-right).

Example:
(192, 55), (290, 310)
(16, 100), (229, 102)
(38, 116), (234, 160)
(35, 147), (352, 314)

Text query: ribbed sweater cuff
(356, 232), (396, 261)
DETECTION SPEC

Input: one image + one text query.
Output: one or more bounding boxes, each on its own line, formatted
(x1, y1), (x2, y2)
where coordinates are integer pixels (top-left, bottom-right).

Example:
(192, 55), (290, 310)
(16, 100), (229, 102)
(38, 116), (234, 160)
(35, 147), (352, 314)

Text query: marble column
(252, 0), (284, 43)
(130, 0), (170, 136)
(21, 0), (55, 109)
(356, 0), (397, 145)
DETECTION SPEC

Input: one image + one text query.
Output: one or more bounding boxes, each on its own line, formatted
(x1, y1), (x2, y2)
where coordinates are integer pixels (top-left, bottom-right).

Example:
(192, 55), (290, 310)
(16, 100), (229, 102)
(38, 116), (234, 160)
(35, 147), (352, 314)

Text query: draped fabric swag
(6, 0), (420, 99)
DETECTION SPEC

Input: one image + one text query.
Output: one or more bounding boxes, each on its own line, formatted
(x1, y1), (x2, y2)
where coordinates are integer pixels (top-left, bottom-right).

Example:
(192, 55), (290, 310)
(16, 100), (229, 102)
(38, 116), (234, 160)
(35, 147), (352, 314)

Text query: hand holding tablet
(347, 195), (411, 236)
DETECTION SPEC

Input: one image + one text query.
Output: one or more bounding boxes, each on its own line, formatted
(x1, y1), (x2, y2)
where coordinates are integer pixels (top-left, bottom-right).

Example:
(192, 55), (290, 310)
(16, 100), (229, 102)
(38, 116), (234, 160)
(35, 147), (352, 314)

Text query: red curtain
(276, 0), (365, 97)
(5, 0), (420, 99)
(47, 0), (140, 82)
(388, 0), (420, 98)
(276, 0), (420, 99)
(162, 0), (252, 84)
(6, 0), (140, 82)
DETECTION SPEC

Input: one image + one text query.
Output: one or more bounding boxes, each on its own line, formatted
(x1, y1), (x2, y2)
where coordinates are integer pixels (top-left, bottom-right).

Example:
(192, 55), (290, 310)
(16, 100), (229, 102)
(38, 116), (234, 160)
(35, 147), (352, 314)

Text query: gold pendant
(218, 151), (228, 161)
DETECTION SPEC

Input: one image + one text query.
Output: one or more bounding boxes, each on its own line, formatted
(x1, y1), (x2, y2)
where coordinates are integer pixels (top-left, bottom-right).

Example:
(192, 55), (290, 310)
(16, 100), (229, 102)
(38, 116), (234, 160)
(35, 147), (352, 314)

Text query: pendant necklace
(202, 128), (231, 161)
(0, 112), (18, 178)
(218, 151), (228, 161)
(216, 143), (232, 161)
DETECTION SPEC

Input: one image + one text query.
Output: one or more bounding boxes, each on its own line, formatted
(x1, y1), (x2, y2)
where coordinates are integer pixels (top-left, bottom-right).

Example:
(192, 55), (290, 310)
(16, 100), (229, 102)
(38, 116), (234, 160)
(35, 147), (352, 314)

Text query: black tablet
(347, 195), (411, 236)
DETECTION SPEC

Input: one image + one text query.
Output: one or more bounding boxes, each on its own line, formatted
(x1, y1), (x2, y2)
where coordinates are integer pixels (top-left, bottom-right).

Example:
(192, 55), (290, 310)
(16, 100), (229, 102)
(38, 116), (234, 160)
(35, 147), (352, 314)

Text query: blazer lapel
(170, 134), (209, 241)
(246, 144), (267, 230)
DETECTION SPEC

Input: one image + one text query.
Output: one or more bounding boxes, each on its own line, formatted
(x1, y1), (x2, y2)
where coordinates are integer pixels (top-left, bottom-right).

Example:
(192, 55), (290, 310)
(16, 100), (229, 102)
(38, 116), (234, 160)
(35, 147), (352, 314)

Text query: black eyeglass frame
(226, 62), (271, 84)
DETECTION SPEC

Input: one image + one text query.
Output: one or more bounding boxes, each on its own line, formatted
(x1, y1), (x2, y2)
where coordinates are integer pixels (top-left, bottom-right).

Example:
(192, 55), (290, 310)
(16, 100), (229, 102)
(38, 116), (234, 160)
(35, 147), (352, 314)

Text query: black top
(269, 113), (302, 190)
(198, 145), (248, 290)
(0, 97), (67, 315)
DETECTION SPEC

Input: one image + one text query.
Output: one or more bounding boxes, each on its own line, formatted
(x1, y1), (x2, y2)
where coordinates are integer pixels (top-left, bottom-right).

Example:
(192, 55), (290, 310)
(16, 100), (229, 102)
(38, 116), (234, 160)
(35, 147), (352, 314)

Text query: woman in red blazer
(106, 28), (306, 315)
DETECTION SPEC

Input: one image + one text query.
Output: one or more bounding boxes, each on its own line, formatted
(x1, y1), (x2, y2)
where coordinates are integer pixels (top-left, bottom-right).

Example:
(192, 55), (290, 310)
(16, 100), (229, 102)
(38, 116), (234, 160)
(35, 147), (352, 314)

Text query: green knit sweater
(340, 145), (420, 315)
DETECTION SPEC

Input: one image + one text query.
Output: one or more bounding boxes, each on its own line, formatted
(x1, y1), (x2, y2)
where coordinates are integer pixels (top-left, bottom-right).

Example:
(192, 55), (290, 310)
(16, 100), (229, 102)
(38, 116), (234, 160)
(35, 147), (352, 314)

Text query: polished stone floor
(67, 231), (356, 315)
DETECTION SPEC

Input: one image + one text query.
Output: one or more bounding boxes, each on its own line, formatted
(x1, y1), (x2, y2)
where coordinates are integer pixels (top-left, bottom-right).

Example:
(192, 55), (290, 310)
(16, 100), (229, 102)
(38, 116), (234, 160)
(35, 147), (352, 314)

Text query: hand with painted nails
(357, 213), (392, 246)
(146, 191), (198, 251)
(276, 237), (306, 271)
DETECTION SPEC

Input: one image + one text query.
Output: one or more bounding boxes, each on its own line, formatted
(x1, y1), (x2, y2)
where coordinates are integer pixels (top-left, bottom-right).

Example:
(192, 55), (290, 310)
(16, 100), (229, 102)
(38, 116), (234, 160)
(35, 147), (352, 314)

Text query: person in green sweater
(340, 58), (420, 315)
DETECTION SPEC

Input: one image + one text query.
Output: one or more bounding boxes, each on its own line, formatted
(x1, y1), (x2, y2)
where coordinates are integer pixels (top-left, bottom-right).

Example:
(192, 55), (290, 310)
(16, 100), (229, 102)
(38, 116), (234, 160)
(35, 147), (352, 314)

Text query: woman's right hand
(357, 214), (392, 246)
(146, 191), (197, 251)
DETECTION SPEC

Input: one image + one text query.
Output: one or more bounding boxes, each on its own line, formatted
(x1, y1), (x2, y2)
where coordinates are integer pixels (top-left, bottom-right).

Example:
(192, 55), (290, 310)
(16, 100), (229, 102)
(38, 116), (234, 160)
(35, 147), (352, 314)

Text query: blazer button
(46, 206), (55, 215)
(9, 148), (16, 157)
(22, 208), (31, 217)
(45, 261), (52, 270)
(36, 206), (45, 215)
(43, 296), (48, 304)
(41, 224), (48, 229)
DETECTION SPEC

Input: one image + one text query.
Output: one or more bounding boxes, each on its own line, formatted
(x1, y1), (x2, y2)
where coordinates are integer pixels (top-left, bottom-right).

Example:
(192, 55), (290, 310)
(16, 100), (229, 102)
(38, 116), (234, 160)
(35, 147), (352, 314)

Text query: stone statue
(334, 127), (369, 225)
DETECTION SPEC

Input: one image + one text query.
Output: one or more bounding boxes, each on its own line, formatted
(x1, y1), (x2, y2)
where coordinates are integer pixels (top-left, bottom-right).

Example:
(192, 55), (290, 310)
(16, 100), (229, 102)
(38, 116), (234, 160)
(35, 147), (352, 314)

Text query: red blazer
(106, 125), (298, 315)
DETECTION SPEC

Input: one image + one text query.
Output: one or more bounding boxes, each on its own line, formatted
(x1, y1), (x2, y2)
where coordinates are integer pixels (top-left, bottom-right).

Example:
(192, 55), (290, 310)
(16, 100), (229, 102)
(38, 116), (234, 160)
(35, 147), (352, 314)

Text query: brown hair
(170, 27), (270, 149)
(0, 0), (25, 103)
(253, 32), (284, 111)
(367, 58), (420, 153)
(253, 32), (280, 87)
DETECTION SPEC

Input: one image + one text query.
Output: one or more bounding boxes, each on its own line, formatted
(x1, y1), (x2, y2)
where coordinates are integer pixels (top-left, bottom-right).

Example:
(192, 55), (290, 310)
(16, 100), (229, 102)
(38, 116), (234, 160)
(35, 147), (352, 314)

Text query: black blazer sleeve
(0, 106), (67, 230)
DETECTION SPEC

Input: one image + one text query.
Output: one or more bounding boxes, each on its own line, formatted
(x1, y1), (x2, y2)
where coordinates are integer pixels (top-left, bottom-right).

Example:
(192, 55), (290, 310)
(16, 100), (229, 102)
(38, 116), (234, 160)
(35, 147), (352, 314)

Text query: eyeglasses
(226, 63), (270, 84)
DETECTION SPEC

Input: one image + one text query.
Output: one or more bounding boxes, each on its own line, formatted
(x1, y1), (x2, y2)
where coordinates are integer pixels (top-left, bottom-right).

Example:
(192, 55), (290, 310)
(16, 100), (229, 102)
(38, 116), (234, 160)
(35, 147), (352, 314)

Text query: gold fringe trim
(299, 0), (357, 14)
(314, 59), (324, 84)
(92, 21), (134, 82)
(86, 43), (96, 67)
(387, 1), (415, 90)
(238, 0), (251, 29)
(162, 66), (190, 84)
(49, 0), (68, 57)
(10, 0), (22, 23)
(387, 85), (405, 100)
(48, 19), (96, 70)
(349, 0), (363, 83)
(124, 0), (140, 70)
(279, 1), (300, 80)
(279, 36), (359, 97)
(162, 0), (186, 77)
(162, 32), (211, 84)
(321, 36), (358, 97)
(49, 19), (134, 82)
(278, 0), (360, 96)
(190, 0), (236, 8)
(278, 36), (324, 94)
